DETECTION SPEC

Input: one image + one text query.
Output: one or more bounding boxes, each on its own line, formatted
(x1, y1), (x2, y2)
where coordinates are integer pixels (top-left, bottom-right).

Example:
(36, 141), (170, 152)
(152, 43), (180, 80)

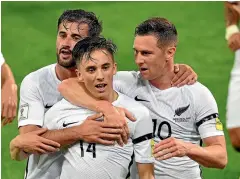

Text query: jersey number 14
(79, 140), (96, 158)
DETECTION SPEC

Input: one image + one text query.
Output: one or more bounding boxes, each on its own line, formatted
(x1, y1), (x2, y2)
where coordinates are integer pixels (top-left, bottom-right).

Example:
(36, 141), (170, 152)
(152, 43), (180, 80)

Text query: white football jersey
(44, 93), (154, 179)
(113, 71), (224, 179)
(18, 64), (64, 179)
(0, 52), (5, 66)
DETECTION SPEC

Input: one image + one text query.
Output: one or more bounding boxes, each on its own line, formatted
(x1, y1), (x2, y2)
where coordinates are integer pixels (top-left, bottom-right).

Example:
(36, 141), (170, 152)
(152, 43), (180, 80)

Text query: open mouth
(95, 84), (107, 92)
(60, 49), (72, 59)
(140, 67), (148, 72)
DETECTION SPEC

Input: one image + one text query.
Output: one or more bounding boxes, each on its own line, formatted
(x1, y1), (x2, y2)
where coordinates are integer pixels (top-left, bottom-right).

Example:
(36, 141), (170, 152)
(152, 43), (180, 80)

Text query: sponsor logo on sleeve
(216, 118), (223, 131)
(19, 103), (29, 120)
(151, 139), (155, 156)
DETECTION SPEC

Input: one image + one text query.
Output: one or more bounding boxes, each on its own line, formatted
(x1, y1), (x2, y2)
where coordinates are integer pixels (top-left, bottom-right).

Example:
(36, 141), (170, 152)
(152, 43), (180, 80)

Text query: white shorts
(227, 49), (240, 129)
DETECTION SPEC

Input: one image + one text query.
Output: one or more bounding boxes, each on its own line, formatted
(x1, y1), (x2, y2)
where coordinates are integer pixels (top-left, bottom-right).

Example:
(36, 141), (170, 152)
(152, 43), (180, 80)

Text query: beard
(56, 51), (76, 69)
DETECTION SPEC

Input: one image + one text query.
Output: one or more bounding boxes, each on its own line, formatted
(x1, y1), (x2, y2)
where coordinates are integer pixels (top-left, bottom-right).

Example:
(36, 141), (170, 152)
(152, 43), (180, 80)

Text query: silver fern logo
(174, 104), (190, 117)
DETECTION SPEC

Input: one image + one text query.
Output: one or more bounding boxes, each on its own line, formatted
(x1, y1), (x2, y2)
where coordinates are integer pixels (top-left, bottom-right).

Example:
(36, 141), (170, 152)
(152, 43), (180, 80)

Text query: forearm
(137, 163), (154, 179)
(1, 63), (16, 87)
(58, 78), (114, 113)
(58, 78), (102, 112)
(186, 143), (227, 169)
(228, 127), (240, 152)
(41, 126), (81, 147)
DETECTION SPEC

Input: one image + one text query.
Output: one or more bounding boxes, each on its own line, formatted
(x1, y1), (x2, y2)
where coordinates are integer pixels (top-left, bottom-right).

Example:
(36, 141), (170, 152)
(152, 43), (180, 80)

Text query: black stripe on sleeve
(132, 133), (153, 144)
(196, 113), (219, 128)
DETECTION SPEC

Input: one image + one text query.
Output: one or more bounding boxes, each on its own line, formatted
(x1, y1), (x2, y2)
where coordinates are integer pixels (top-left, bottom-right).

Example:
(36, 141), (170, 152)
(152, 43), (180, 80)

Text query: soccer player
(10, 9), (134, 179)
(1, 52), (18, 126)
(45, 36), (154, 179)
(225, 1), (240, 152)
(59, 17), (228, 178)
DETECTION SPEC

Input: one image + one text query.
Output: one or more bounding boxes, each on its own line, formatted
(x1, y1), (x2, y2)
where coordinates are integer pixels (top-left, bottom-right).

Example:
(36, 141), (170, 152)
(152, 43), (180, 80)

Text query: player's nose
(96, 70), (104, 81)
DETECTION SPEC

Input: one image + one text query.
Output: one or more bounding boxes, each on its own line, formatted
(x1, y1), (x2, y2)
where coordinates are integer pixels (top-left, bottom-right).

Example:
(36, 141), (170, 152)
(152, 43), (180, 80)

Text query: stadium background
(1, 1), (240, 179)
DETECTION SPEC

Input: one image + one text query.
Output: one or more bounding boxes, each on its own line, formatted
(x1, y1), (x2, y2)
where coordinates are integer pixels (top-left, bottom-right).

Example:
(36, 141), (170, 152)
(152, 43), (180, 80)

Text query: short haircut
(72, 36), (117, 66)
(135, 17), (178, 47)
(57, 9), (102, 37)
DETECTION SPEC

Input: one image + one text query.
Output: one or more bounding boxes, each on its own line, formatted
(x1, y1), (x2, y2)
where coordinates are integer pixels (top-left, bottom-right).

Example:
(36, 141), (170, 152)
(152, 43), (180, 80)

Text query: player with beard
(10, 9), (133, 179)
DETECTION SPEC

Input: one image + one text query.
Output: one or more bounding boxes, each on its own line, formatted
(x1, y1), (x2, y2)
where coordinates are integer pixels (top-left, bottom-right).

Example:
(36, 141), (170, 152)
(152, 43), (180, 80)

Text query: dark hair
(135, 17), (178, 47)
(72, 36), (117, 65)
(57, 9), (102, 37)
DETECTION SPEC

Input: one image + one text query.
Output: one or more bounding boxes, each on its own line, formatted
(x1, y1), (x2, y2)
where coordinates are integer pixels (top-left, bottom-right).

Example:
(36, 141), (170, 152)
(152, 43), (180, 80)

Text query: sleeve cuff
(201, 132), (224, 139)
(18, 120), (43, 128)
(135, 157), (155, 164)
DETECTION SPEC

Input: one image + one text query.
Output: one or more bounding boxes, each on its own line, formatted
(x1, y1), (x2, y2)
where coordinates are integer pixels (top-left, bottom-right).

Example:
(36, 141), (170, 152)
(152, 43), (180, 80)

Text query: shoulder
(114, 71), (142, 83)
(46, 98), (94, 116)
(182, 82), (215, 99)
(21, 64), (56, 85)
(181, 82), (217, 112)
(115, 71), (139, 78)
(117, 93), (150, 118)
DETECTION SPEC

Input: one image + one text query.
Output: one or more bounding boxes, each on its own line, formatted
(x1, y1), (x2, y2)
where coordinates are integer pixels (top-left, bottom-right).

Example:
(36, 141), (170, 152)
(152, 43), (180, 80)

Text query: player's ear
(113, 62), (117, 75)
(75, 69), (84, 82)
(165, 46), (176, 61)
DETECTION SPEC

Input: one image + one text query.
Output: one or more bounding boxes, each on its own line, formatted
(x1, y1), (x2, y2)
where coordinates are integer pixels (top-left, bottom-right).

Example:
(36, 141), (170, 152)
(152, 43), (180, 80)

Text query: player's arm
(1, 60), (18, 126)
(154, 85), (227, 168)
(14, 79), (120, 161)
(10, 128), (60, 161)
(186, 135), (227, 168)
(132, 107), (155, 178)
(225, 2), (240, 51)
(153, 135), (227, 169)
(58, 76), (136, 145)
(58, 77), (135, 119)
(137, 163), (154, 179)
(228, 128), (240, 152)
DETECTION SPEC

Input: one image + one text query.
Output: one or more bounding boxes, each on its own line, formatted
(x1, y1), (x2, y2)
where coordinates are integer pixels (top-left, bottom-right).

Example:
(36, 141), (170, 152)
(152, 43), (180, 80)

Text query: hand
(228, 32), (240, 52)
(153, 137), (191, 160)
(11, 128), (60, 154)
(95, 101), (136, 145)
(1, 82), (18, 126)
(96, 100), (136, 122)
(79, 113), (124, 146)
(172, 64), (198, 87)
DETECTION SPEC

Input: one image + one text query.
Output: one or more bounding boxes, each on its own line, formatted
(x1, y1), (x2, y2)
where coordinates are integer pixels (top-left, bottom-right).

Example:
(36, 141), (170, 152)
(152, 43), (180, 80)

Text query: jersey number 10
(152, 119), (172, 139)
(79, 140), (96, 158)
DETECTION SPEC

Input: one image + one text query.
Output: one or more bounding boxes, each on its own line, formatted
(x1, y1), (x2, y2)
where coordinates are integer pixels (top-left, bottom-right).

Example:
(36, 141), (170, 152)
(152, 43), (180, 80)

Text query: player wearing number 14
(44, 37), (155, 179)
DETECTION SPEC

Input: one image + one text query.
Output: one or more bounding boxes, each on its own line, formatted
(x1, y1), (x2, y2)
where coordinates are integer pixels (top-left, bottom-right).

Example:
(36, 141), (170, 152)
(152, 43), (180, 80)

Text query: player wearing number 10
(44, 37), (155, 179)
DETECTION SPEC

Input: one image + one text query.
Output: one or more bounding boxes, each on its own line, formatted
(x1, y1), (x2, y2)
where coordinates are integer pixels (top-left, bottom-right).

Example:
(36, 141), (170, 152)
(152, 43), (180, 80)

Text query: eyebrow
(85, 65), (96, 70)
(71, 34), (83, 38)
(58, 31), (66, 34)
(102, 63), (111, 66)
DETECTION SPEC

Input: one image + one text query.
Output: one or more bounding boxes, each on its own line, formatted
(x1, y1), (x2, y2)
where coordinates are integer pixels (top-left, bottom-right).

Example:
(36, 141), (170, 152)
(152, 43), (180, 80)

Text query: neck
(150, 60), (175, 90)
(96, 89), (119, 103)
(55, 64), (77, 81)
